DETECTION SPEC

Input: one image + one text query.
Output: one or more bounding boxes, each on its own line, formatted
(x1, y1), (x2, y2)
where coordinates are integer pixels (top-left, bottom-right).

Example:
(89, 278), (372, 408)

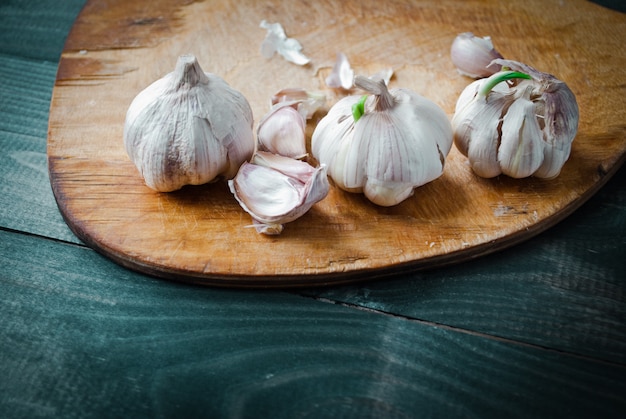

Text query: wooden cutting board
(48, 0), (626, 287)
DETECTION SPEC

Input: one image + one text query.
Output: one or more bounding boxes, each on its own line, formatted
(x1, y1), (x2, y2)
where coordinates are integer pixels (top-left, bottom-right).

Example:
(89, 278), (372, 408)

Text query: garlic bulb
(311, 75), (453, 206)
(450, 32), (503, 79)
(452, 59), (579, 179)
(228, 151), (329, 235)
(124, 54), (255, 192)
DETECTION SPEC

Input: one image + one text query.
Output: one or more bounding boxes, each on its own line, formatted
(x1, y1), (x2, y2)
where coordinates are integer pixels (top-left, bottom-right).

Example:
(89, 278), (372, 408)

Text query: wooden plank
(304, 165), (626, 365)
(1, 229), (625, 417)
(47, 0), (626, 286)
(0, 0), (86, 62)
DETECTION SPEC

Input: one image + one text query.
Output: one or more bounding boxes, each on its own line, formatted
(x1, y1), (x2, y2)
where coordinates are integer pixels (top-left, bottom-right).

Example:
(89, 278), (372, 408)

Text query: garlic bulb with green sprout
(124, 54), (255, 192)
(311, 75), (453, 206)
(452, 59), (579, 179)
(450, 32), (503, 79)
(228, 151), (329, 235)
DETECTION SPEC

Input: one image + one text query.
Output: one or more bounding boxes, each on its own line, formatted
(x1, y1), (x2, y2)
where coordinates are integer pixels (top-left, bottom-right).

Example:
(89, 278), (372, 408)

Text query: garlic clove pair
(124, 54), (255, 192)
(228, 151), (329, 235)
(452, 62), (579, 179)
(312, 75), (453, 207)
(451, 32), (503, 79)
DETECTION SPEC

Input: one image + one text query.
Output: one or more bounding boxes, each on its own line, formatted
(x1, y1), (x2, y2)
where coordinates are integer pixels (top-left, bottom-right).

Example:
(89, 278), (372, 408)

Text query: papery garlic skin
(451, 32), (503, 79)
(257, 102), (307, 158)
(312, 75), (453, 207)
(271, 88), (326, 120)
(452, 61), (579, 179)
(260, 20), (310, 66)
(325, 52), (354, 90)
(228, 152), (329, 235)
(124, 54), (255, 192)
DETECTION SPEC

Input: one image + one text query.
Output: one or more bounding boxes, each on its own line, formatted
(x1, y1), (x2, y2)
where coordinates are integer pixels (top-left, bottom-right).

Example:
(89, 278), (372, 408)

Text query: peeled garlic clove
(257, 103), (307, 158)
(312, 75), (453, 207)
(451, 32), (503, 79)
(325, 52), (354, 90)
(124, 54), (255, 192)
(228, 152), (329, 235)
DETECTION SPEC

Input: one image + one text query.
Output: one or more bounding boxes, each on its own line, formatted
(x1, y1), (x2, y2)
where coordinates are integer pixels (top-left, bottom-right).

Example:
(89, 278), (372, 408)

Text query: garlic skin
(452, 60), (579, 179)
(312, 75), (453, 207)
(124, 54), (255, 192)
(325, 52), (354, 90)
(451, 32), (503, 79)
(257, 102), (307, 158)
(271, 88), (326, 120)
(228, 152), (329, 235)
(260, 20), (311, 66)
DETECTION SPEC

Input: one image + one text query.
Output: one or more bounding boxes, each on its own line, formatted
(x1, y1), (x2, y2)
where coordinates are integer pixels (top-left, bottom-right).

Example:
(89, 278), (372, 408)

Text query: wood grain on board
(48, 0), (626, 286)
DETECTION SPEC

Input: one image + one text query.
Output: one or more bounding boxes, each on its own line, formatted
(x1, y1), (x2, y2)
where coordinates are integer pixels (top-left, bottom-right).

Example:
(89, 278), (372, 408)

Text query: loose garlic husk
(124, 54), (255, 192)
(450, 32), (503, 79)
(228, 151), (329, 235)
(311, 75), (453, 207)
(452, 59), (579, 179)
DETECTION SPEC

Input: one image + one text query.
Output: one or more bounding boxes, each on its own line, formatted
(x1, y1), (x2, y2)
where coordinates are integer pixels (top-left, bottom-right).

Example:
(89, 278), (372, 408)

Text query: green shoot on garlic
(311, 75), (453, 207)
(452, 59), (579, 179)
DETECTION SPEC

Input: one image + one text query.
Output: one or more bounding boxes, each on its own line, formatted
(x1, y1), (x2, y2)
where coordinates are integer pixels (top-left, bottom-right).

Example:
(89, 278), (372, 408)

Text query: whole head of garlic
(311, 75), (453, 207)
(452, 59), (579, 179)
(228, 151), (329, 235)
(450, 32), (503, 79)
(124, 54), (255, 192)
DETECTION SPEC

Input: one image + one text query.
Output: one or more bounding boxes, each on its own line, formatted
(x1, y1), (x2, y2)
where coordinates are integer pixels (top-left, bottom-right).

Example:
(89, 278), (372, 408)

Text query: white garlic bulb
(452, 59), (579, 179)
(311, 75), (453, 207)
(124, 54), (255, 192)
(228, 151), (329, 235)
(450, 32), (503, 79)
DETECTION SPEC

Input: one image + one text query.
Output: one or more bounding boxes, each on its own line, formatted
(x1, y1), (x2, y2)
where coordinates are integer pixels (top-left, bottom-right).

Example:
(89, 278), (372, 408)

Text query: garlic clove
(228, 152), (329, 234)
(451, 32), (503, 79)
(325, 52), (355, 90)
(124, 54), (255, 192)
(498, 96), (544, 178)
(257, 103), (307, 159)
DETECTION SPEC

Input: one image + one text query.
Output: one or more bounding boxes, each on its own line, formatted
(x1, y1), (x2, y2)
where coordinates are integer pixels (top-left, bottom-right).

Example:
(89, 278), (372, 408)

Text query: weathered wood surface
(1, 0), (626, 417)
(47, 0), (626, 286)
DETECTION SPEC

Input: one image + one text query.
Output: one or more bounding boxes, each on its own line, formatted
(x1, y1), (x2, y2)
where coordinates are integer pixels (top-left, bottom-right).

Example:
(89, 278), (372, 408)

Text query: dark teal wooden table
(1, 1), (625, 417)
